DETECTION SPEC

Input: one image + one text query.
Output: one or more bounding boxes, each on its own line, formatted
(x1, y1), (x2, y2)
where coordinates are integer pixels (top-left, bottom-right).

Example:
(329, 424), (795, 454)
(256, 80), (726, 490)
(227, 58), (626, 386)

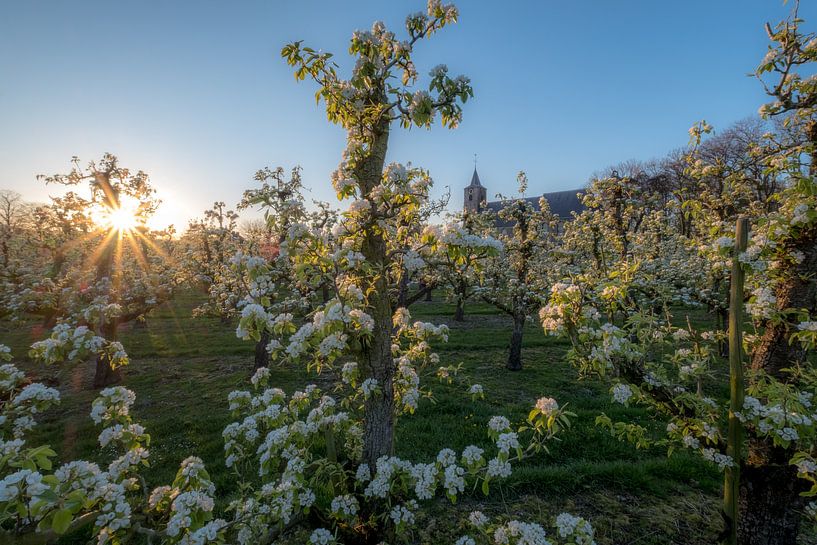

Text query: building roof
(539, 189), (586, 219)
(468, 168), (483, 187)
(485, 189), (586, 227)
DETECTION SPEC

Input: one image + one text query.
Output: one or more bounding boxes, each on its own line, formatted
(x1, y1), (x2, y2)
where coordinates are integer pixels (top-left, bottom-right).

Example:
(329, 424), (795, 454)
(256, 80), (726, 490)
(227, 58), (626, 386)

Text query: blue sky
(0, 1), (799, 228)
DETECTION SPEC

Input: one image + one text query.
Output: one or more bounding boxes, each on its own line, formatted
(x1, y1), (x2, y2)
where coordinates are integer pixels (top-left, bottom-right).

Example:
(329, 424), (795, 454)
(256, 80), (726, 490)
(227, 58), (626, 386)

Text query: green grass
(0, 291), (745, 544)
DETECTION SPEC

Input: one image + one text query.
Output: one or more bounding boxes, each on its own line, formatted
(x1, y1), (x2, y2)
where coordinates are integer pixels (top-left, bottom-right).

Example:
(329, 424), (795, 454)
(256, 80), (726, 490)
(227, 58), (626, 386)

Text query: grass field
(0, 291), (776, 544)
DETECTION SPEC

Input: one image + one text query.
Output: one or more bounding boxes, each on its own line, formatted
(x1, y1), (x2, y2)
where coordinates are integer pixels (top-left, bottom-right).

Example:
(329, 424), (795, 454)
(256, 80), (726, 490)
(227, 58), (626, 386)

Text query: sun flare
(93, 198), (141, 233)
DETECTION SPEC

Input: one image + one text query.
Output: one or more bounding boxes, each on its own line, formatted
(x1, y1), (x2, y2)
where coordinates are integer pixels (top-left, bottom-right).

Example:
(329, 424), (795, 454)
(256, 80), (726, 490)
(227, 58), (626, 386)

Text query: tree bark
(453, 278), (466, 322)
(254, 330), (271, 370)
(736, 451), (805, 545)
(454, 297), (465, 322)
(91, 320), (123, 389)
(396, 274), (409, 308)
(507, 313), (525, 371)
(355, 115), (396, 468)
(93, 354), (122, 388)
(750, 242), (817, 377)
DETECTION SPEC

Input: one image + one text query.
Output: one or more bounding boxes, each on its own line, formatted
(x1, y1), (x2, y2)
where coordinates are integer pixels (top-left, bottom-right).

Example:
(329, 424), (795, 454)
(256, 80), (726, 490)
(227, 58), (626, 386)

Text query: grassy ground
(0, 291), (757, 544)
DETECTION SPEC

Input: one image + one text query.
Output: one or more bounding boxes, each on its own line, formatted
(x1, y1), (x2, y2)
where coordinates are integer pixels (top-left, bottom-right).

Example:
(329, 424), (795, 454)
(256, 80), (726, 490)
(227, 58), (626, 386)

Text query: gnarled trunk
(507, 313), (525, 371)
(254, 330), (271, 370)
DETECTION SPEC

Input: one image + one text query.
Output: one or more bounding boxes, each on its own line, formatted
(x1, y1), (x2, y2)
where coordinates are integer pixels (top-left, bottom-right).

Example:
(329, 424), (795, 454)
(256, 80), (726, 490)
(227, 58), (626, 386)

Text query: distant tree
(430, 210), (500, 322)
(183, 201), (242, 323)
(391, 189), (450, 310)
(185, 201), (241, 287)
(233, 166), (312, 369)
(0, 190), (35, 270)
(480, 172), (558, 371)
(238, 218), (274, 253)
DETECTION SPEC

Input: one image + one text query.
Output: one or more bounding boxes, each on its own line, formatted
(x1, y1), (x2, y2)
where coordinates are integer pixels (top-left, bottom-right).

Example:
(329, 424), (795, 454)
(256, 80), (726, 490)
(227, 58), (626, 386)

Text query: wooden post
(723, 216), (748, 544)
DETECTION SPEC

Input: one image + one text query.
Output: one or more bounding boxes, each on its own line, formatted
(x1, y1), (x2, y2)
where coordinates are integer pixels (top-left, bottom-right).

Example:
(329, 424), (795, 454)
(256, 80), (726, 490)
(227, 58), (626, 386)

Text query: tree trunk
(255, 330), (271, 370)
(424, 286), (432, 302)
(396, 275), (409, 308)
(92, 184), (121, 390)
(507, 313), (525, 371)
(354, 113), (396, 469)
(93, 321), (122, 388)
(736, 183), (817, 543)
(93, 353), (123, 388)
(736, 453), (805, 545)
(453, 278), (466, 321)
(41, 310), (57, 329)
(454, 297), (465, 322)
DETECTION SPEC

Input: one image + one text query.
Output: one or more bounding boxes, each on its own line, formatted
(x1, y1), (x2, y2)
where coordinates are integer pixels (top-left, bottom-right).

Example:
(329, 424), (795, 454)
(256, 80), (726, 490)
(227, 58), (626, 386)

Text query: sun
(105, 206), (138, 232)
(92, 197), (141, 233)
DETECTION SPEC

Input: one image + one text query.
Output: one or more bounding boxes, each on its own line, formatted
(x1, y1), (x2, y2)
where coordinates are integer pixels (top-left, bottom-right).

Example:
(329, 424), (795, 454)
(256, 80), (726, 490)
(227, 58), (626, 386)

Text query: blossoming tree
(230, 165), (319, 369)
(479, 173), (559, 370)
(274, 0), (477, 465)
(428, 211), (501, 322)
(21, 154), (179, 387)
(183, 201), (242, 320)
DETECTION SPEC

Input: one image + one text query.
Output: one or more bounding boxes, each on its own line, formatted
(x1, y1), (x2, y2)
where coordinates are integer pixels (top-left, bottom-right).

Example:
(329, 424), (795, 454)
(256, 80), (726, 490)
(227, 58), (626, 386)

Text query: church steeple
(463, 165), (487, 214)
(469, 167), (483, 187)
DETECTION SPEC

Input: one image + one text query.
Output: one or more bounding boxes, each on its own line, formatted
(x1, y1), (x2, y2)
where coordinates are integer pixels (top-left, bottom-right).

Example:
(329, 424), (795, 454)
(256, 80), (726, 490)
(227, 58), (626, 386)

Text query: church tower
(463, 167), (487, 214)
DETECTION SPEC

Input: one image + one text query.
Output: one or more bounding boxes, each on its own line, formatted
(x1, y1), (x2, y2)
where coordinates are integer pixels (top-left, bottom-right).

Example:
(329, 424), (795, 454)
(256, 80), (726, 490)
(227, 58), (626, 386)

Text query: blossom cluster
(29, 323), (129, 369)
(455, 509), (596, 545)
(736, 393), (816, 448)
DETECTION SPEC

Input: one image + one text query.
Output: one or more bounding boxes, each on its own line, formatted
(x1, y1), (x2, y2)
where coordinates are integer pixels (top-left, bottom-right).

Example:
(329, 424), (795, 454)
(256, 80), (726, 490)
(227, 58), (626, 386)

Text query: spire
(469, 167), (483, 187)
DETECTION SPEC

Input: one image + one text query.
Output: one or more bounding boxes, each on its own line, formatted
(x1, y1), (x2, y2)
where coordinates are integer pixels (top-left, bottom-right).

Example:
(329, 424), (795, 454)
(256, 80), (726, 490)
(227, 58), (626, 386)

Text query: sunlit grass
(0, 291), (772, 544)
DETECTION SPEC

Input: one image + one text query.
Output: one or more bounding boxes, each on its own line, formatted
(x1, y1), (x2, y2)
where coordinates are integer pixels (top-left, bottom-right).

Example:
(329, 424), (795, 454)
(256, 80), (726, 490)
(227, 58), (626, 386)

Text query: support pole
(723, 216), (748, 544)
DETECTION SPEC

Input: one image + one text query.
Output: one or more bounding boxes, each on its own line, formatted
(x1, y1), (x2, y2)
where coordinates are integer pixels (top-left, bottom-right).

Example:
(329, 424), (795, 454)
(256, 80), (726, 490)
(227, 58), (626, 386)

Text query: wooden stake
(723, 216), (749, 544)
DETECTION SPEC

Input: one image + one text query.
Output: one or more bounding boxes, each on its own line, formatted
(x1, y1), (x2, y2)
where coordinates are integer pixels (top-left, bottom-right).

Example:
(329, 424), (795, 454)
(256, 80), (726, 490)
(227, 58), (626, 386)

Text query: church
(463, 168), (585, 233)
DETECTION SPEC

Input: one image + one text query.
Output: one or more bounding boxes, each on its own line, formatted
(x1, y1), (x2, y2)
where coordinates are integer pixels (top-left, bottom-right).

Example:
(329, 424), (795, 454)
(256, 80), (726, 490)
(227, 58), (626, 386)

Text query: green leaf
(37, 488), (60, 503)
(52, 509), (73, 534)
(35, 456), (52, 470)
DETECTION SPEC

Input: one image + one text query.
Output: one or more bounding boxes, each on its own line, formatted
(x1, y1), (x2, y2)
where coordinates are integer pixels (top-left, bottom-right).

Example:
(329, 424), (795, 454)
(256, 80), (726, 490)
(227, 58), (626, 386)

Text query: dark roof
(540, 189), (586, 219)
(485, 189), (585, 227)
(468, 168), (483, 187)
